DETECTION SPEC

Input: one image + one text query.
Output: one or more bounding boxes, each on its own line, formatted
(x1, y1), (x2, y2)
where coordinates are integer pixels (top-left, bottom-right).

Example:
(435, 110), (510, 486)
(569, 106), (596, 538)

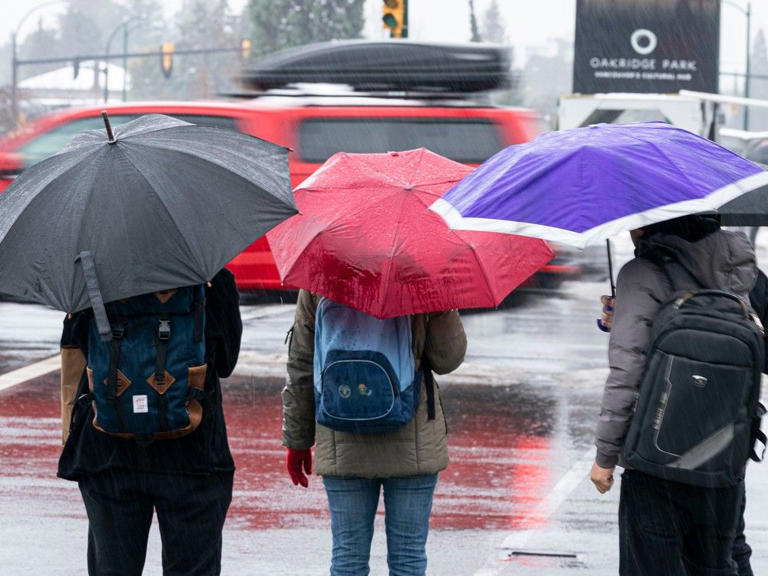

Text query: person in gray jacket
(282, 290), (467, 576)
(590, 214), (757, 575)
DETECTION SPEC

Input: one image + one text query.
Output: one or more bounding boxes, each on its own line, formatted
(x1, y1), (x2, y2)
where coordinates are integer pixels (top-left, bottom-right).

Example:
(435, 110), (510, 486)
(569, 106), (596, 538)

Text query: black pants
(78, 469), (233, 576)
(732, 483), (753, 576)
(619, 470), (742, 576)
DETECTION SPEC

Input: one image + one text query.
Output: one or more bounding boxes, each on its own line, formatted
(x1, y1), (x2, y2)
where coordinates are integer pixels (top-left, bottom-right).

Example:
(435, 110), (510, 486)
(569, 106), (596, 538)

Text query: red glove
(286, 448), (312, 487)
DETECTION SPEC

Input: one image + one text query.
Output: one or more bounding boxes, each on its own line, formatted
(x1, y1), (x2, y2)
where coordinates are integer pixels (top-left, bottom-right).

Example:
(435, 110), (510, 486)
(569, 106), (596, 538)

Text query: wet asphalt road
(2, 236), (768, 575)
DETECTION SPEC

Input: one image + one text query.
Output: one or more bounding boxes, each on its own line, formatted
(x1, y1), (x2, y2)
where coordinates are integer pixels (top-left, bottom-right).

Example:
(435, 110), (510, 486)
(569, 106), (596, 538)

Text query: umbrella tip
(101, 111), (116, 144)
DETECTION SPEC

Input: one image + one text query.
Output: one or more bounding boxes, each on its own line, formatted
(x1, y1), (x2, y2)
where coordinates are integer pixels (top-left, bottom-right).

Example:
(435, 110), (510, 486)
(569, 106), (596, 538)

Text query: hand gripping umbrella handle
(596, 239), (616, 333)
(77, 250), (113, 341)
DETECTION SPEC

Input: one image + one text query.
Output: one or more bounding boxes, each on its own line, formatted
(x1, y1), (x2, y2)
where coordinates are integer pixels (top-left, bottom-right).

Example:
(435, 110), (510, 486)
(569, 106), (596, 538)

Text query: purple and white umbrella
(431, 122), (768, 249)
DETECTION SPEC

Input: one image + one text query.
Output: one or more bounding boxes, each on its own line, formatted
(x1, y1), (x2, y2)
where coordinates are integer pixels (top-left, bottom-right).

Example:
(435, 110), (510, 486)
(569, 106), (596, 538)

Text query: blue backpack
(86, 285), (207, 441)
(314, 298), (431, 432)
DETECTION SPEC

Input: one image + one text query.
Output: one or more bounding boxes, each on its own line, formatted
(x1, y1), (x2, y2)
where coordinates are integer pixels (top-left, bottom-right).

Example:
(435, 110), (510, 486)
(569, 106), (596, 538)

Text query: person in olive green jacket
(282, 289), (467, 576)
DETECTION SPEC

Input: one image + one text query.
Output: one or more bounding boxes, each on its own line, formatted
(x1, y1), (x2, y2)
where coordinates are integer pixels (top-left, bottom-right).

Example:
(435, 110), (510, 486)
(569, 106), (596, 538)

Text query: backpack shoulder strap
(421, 355), (435, 421)
(193, 284), (205, 343)
(412, 315), (435, 421)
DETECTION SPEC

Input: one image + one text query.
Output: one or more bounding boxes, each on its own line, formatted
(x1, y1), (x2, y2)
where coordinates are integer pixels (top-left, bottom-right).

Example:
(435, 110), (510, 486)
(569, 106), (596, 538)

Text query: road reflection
(223, 379), (559, 531)
(0, 372), (566, 535)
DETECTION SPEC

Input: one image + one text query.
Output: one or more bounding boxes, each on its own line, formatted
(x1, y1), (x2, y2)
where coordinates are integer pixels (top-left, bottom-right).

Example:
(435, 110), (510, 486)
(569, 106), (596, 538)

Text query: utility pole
(723, 0), (752, 130)
(104, 18), (140, 103)
(122, 25), (129, 101)
(469, 0), (481, 42)
(10, 31), (18, 129)
(745, 1), (751, 130)
(10, 0), (65, 129)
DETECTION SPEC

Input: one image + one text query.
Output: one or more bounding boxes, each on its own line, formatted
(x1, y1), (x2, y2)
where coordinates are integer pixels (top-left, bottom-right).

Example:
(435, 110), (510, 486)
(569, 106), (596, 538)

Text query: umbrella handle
(596, 239), (616, 333)
(606, 238), (616, 299)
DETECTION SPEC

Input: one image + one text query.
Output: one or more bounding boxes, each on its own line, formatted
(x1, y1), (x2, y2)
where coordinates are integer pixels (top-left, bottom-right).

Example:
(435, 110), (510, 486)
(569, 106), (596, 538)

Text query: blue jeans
(322, 474), (438, 576)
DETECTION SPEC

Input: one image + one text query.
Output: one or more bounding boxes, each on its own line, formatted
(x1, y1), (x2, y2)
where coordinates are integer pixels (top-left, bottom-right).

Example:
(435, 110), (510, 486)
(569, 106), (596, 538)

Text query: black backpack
(623, 251), (766, 487)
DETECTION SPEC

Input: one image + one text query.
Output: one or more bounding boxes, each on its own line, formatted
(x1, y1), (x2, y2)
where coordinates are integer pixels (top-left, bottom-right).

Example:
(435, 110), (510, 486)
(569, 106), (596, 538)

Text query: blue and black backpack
(313, 298), (433, 433)
(86, 285), (207, 441)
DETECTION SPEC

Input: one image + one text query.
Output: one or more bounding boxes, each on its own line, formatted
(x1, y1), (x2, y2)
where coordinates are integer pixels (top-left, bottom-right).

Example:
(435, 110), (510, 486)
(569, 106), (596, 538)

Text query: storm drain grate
(506, 550), (579, 559)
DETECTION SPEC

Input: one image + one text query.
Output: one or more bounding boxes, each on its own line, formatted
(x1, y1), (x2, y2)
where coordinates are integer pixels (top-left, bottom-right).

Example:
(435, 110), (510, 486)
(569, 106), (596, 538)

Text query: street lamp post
(9, 0), (65, 129)
(723, 0), (752, 130)
(745, 1), (751, 129)
(11, 32), (17, 128)
(121, 20), (161, 102)
(103, 16), (145, 103)
(122, 25), (128, 101)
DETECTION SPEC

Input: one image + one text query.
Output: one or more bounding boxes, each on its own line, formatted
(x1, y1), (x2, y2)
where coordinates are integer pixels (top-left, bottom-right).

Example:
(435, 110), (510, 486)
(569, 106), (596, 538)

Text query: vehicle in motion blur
(0, 41), (579, 291)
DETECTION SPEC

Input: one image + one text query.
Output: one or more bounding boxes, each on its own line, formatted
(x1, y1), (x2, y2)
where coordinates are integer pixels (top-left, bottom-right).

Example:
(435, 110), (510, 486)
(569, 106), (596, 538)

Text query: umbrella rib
(623, 133), (702, 198)
(4, 148), (101, 312)
(354, 153), (456, 191)
(404, 150), (466, 194)
(381, 151), (430, 310)
(119, 150), (206, 275)
(411, 186), (454, 210)
(128, 141), (295, 218)
(71, 146), (126, 303)
(0, 147), (94, 243)
(455, 235), (496, 303)
(380, 191), (410, 317)
(316, 179), (462, 219)
(302, 184), (409, 232)
(403, 148), (426, 191)
(268, 219), (327, 280)
(301, 177), (462, 197)
(359, 156), (411, 185)
(131, 133), (292, 206)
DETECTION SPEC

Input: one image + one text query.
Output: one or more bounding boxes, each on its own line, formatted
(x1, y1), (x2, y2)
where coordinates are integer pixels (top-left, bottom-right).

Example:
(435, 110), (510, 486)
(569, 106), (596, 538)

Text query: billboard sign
(573, 0), (720, 94)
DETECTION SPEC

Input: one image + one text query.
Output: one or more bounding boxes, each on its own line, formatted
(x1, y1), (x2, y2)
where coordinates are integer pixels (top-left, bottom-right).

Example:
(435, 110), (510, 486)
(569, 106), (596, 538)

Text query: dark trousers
(732, 483), (753, 576)
(619, 470), (742, 576)
(78, 469), (233, 576)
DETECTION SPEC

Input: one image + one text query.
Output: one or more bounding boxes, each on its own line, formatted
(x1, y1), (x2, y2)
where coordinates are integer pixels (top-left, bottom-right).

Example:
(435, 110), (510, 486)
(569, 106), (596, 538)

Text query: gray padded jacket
(595, 229), (757, 468)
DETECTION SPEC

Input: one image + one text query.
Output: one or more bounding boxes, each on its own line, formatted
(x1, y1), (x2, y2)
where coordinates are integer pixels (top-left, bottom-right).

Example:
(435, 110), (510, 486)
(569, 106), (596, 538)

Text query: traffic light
(160, 42), (174, 79)
(382, 0), (407, 38)
(240, 38), (252, 61)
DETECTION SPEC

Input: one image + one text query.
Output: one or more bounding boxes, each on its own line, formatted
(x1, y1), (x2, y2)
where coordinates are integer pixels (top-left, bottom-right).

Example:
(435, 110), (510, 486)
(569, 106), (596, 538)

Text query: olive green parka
(282, 290), (467, 478)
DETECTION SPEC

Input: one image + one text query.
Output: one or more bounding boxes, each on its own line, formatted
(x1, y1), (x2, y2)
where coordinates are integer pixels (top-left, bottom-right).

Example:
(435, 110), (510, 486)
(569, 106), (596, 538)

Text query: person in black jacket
(58, 269), (242, 576)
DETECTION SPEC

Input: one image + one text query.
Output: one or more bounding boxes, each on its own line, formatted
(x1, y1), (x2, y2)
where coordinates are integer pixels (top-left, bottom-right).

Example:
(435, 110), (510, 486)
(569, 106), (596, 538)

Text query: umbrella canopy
(718, 184), (768, 227)
(431, 122), (768, 248)
(0, 114), (295, 317)
(267, 148), (554, 318)
(718, 163), (768, 226)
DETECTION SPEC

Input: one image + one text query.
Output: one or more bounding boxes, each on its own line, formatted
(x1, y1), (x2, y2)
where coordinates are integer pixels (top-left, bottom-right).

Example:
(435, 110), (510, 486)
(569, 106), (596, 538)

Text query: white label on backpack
(133, 395), (149, 414)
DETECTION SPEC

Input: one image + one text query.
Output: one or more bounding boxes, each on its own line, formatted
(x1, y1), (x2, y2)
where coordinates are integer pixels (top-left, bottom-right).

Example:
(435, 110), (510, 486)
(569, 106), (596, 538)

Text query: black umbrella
(0, 113), (296, 338)
(717, 162), (768, 226)
(718, 185), (768, 226)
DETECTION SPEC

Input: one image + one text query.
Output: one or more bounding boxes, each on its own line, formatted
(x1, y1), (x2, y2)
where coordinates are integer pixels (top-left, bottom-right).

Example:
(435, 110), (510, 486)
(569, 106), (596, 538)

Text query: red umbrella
(267, 148), (554, 318)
